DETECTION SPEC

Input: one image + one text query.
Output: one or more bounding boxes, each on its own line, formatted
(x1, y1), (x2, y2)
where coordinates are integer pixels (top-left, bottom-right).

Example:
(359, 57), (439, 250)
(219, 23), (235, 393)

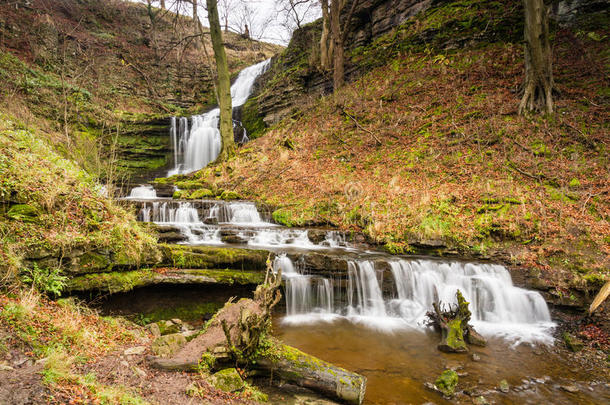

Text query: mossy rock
(66, 269), (155, 293)
(189, 188), (214, 199)
(219, 190), (240, 200)
(156, 320), (182, 336)
(151, 333), (187, 357)
(175, 180), (204, 190)
(210, 368), (245, 393)
(440, 319), (468, 353)
(435, 369), (458, 397)
(7, 204), (39, 222)
(75, 251), (113, 273)
(563, 332), (584, 352)
(160, 244), (268, 270)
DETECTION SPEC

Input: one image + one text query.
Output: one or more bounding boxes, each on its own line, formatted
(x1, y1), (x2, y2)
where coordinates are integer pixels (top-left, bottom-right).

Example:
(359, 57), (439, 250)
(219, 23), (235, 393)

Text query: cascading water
(168, 59), (271, 176)
(138, 200), (221, 245)
(126, 185), (157, 199)
(275, 256), (554, 344)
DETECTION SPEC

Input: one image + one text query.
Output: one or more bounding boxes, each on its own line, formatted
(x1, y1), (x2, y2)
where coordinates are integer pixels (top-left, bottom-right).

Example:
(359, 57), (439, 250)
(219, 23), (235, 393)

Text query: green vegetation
(435, 369), (459, 397)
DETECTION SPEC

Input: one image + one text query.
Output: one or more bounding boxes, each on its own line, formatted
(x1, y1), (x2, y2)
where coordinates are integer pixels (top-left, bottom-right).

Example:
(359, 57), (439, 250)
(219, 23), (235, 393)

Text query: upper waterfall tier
(168, 59), (271, 176)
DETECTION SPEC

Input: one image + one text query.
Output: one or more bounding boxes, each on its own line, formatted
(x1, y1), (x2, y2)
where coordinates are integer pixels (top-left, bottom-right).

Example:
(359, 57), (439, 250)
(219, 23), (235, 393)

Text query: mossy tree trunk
(206, 0), (235, 162)
(320, 0), (332, 70)
(519, 0), (554, 115)
(426, 290), (486, 353)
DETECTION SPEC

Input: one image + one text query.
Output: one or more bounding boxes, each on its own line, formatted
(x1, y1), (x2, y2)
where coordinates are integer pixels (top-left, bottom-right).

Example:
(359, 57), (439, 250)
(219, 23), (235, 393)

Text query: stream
(108, 62), (609, 404)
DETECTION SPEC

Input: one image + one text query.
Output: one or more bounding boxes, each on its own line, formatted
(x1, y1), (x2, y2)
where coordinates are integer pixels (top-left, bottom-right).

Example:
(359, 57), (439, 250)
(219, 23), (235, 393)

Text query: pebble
(499, 379), (510, 393)
(0, 364), (14, 371)
(471, 353), (481, 361)
(133, 366), (146, 377)
(124, 346), (147, 355)
(561, 385), (579, 393)
(120, 360), (129, 368)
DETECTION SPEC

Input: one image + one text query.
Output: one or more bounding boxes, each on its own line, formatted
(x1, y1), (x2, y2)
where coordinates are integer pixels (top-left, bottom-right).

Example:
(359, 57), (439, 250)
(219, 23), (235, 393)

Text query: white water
(139, 201), (221, 245)
(275, 256), (554, 344)
(168, 59), (271, 175)
(126, 185), (157, 199)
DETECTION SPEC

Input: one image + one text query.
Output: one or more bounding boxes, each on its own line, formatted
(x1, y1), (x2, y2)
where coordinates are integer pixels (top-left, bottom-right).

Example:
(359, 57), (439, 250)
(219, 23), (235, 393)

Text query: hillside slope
(0, 0), (280, 180)
(184, 0), (609, 305)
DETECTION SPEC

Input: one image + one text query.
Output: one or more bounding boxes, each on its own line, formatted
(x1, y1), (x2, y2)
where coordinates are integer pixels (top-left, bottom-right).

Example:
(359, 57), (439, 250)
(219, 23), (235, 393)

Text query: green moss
(563, 332), (584, 352)
(241, 97), (267, 140)
(77, 252), (113, 273)
(189, 188), (214, 199)
(210, 368), (245, 393)
(186, 269), (265, 285)
(6, 204), (39, 222)
(160, 244), (268, 270)
(446, 319), (467, 351)
(435, 369), (458, 397)
(174, 180), (203, 190)
(66, 269), (155, 293)
(271, 207), (308, 227)
(219, 190), (240, 200)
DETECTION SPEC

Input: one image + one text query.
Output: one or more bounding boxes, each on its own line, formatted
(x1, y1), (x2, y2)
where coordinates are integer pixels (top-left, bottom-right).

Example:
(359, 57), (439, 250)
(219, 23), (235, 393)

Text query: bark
(206, 0), (235, 161)
(330, 0), (344, 88)
(320, 0), (332, 70)
(160, 0), (165, 9)
(193, 0), (198, 28)
(519, 0), (554, 115)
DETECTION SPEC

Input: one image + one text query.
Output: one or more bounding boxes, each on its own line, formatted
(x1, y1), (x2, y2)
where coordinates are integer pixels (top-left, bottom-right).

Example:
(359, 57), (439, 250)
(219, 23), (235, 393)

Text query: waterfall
(274, 254), (336, 320)
(277, 256), (554, 343)
(138, 201), (221, 245)
(168, 59), (271, 176)
(126, 185), (157, 199)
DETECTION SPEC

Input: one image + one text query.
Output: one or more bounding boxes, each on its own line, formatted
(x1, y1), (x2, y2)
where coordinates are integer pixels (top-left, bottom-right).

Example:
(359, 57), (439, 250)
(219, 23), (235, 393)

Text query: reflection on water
(273, 316), (608, 405)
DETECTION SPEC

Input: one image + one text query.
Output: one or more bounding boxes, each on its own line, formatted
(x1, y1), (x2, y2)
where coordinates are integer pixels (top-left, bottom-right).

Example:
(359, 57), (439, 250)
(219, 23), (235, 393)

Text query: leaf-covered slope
(194, 1), (609, 293)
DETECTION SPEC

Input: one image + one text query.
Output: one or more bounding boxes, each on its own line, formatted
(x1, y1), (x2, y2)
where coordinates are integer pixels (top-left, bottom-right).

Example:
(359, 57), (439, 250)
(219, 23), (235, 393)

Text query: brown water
(273, 317), (609, 405)
(88, 286), (608, 404)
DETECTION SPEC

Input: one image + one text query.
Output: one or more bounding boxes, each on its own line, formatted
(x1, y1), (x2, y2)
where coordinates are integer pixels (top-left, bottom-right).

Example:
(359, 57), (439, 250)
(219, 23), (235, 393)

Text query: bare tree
(519, 0), (554, 115)
(276, 0), (319, 31)
(218, 0), (237, 32)
(321, 0), (359, 89)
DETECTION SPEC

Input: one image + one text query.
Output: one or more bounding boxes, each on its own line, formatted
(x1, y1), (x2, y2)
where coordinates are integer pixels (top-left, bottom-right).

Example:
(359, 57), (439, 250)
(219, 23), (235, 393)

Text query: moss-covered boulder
(151, 333), (187, 357)
(7, 204), (39, 222)
(210, 368), (245, 393)
(563, 332), (584, 352)
(435, 369), (458, 397)
(189, 188), (214, 199)
(156, 320), (181, 336)
(219, 190), (240, 200)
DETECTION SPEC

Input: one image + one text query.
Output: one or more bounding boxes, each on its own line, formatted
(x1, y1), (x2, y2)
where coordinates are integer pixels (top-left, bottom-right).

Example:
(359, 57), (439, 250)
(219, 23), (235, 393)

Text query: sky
(134, 0), (321, 45)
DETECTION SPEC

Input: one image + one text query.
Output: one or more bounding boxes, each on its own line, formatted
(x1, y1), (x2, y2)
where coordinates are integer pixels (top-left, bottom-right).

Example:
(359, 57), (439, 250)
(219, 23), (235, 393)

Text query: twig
(340, 107), (381, 145)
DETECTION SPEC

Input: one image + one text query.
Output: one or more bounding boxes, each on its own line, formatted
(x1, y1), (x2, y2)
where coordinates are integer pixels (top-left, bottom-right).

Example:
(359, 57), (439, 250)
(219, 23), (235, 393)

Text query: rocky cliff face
(244, 0), (608, 132)
(243, 0), (434, 130)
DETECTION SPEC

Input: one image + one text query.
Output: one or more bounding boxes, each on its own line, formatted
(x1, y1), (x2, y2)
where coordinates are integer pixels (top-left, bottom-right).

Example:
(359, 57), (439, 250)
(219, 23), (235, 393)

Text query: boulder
(210, 368), (245, 393)
(151, 333), (187, 357)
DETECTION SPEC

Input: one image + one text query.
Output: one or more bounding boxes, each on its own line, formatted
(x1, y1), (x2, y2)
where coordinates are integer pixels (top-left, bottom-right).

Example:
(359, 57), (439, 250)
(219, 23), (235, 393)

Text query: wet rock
(151, 333), (187, 357)
(307, 229), (328, 244)
(471, 353), (481, 361)
(465, 326), (487, 347)
(158, 232), (186, 243)
(563, 332), (584, 352)
(210, 368), (245, 393)
(472, 396), (489, 405)
(220, 229), (248, 244)
(560, 384), (579, 393)
(499, 379), (510, 393)
(435, 369), (459, 397)
(124, 346), (147, 356)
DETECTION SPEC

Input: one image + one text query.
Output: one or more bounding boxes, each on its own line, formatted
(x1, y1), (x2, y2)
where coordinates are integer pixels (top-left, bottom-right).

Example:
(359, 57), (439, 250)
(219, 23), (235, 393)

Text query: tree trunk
(330, 0), (344, 89)
(206, 0), (234, 161)
(519, 0), (554, 115)
(160, 0), (165, 9)
(255, 340), (366, 405)
(320, 0), (332, 70)
(193, 0), (199, 29)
